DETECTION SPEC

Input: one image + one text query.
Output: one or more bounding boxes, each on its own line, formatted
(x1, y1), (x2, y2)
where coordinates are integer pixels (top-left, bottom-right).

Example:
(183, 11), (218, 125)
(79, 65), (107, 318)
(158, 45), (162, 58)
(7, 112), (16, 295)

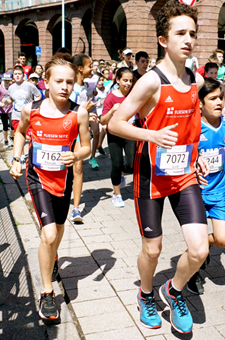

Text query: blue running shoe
(137, 287), (162, 329)
(70, 207), (83, 223)
(159, 279), (193, 334)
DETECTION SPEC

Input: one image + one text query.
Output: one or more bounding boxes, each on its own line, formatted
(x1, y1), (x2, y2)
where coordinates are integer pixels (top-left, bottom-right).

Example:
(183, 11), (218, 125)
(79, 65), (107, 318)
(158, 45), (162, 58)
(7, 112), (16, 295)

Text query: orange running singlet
(133, 66), (200, 199)
(26, 100), (79, 197)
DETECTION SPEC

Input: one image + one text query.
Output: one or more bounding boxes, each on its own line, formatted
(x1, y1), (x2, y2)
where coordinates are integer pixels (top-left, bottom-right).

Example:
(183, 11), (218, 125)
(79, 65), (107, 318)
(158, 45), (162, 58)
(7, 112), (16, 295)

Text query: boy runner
(3, 66), (42, 134)
(109, 0), (209, 334)
(187, 78), (225, 295)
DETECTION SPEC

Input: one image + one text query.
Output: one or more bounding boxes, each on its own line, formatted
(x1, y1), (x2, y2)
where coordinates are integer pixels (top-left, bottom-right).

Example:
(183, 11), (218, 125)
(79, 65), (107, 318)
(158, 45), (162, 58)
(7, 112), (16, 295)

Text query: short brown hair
(156, 0), (198, 38)
(213, 49), (224, 56)
(208, 54), (219, 63)
(13, 65), (24, 74)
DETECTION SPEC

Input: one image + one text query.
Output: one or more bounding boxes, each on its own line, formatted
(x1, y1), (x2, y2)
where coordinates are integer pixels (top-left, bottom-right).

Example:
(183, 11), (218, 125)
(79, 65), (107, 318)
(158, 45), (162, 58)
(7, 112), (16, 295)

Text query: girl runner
(10, 53), (91, 320)
(101, 67), (135, 207)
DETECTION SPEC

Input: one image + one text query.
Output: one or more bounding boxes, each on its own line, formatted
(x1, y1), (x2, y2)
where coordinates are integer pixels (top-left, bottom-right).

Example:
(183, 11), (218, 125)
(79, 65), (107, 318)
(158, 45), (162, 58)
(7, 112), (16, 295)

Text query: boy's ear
(199, 101), (203, 110)
(158, 35), (167, 49)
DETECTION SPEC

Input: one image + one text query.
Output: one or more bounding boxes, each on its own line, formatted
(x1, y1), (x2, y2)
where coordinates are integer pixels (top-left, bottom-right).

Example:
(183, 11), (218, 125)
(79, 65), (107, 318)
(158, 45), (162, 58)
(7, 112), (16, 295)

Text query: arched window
(20, 21), (39, 67)
(81, 9), (92, 56)
(111, 5), (127, 60)
(52, 17), (72, 55)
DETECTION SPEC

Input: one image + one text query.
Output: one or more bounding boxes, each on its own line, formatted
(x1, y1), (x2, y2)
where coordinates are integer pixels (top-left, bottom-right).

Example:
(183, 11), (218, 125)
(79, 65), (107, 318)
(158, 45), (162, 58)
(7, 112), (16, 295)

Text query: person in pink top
(101, 67), (135, 208)
(0, 72), (13, 148)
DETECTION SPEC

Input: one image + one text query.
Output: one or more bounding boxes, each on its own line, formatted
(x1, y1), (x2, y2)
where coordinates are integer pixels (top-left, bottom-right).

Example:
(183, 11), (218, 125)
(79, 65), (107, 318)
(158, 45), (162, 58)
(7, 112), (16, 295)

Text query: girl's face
(45, 65), (75, 102)
(205, 68), (218, 80)
(150, 59), (156, 68)
(117, 72), (133, 95)
(81, 58), (93, 78)
(103, 69), (109, 80)
(124, 53), (132, 62)
(35, 65), (43, 77)
(110, 63), (117, 72)
(97, 77), (104, 89)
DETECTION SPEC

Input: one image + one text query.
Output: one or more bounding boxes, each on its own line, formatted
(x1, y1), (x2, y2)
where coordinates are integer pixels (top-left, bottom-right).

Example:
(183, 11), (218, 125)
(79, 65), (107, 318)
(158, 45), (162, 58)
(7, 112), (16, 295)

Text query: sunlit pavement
(1, 125), (225, 340)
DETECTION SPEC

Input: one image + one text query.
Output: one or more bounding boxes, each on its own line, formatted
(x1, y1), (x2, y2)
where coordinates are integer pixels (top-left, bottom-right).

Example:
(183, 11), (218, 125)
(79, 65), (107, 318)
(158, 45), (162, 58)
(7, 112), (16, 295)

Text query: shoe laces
(73, 207), (81, 215)
(174, 295), (187, 317)
(144, 296), (157, 316)
(41, 291), (55, 307)
(194, 272), (202, 283)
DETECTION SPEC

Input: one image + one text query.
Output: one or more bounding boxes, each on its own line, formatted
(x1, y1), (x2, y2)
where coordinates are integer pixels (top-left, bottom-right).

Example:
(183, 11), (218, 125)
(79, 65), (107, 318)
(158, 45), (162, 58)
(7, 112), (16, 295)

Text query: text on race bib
(155, 145), (193, 176)
(200, 148), (224, 174)
(33, 142), (69, 171)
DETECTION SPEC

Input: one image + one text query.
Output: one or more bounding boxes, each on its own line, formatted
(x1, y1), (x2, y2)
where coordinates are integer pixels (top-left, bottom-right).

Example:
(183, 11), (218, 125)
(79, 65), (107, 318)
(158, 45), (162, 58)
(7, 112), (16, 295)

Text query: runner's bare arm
(108, 71), (178, 149)
(61, 106), (91, 167)
(195, 72), (205, 92)
(10, 103), (31, 180)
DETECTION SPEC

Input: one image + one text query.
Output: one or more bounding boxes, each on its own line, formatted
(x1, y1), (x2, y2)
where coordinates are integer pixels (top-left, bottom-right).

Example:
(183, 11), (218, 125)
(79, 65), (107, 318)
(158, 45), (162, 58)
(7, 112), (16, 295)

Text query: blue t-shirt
(198, 116), (225, 196)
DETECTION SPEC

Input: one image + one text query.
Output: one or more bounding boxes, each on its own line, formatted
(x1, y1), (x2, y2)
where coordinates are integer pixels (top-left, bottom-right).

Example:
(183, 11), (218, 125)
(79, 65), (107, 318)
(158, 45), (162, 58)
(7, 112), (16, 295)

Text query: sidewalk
(1, 132), (225, 340)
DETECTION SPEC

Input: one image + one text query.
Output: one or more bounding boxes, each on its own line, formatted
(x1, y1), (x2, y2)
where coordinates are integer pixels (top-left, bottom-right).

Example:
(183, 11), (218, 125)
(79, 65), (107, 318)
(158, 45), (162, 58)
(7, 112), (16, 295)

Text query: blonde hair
(45, 53), (77, 79)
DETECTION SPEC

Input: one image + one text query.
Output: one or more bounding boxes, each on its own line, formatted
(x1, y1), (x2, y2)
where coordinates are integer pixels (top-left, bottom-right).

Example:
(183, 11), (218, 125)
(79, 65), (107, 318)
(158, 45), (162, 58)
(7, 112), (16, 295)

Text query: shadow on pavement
(0, 181), (55, 340)
(58, 249), (116, 301)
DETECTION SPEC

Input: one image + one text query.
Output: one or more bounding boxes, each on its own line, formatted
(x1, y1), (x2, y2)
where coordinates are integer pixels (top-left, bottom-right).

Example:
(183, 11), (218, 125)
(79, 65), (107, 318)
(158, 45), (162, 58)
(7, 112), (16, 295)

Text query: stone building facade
(0, 0), (224, 72)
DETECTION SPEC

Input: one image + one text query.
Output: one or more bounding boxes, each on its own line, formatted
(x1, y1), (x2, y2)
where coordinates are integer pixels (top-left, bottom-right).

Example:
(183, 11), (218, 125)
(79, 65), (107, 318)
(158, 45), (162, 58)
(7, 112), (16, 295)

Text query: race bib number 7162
(33, 142), (69, 171)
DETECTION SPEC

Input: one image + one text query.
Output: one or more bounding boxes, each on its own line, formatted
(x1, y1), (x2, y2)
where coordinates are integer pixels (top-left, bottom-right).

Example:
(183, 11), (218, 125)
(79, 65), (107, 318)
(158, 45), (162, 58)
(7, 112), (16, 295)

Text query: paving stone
(79, 310), (134, 334)
(85, 327), (145, 340)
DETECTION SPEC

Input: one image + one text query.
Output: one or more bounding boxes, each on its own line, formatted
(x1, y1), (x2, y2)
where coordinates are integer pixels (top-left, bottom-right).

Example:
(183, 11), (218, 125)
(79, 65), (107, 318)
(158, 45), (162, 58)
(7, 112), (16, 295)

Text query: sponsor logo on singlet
(35, 121), (41, 126)
(165, 96), (173, 103)
(37, 130), (43, 137)
(191, 91), (197, 104)
(200, 134), (208, 141)
(63, 119), (72, 131)
(166, 107), (174, 115)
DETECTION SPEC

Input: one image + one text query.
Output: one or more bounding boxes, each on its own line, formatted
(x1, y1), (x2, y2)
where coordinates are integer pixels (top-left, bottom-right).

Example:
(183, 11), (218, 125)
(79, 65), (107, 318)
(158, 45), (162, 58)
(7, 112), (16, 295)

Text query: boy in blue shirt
(187, 78), (225, 294)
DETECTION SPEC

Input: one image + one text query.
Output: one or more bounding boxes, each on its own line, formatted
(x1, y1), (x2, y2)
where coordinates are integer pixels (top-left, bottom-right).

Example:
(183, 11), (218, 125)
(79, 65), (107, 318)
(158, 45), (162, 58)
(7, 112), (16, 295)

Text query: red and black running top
(133, 66), (200, 199)
(26, 99), (79, 197)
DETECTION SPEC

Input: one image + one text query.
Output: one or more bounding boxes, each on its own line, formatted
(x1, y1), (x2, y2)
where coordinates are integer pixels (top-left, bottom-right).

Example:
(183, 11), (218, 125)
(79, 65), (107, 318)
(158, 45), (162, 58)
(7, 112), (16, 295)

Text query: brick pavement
(1, 130), (225, 340)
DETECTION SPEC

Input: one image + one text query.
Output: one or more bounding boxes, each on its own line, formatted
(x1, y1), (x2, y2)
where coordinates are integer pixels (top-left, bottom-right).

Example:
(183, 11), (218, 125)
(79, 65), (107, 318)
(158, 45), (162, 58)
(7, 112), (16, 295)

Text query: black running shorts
(134, 184), (207, 239)
(29, 187), (71, 228)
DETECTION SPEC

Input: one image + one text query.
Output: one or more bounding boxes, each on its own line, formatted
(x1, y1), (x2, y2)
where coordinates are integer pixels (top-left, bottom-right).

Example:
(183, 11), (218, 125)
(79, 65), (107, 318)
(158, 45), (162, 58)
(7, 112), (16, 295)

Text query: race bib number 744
(33, 142), (70, 171)
(155, 144), (193, 176)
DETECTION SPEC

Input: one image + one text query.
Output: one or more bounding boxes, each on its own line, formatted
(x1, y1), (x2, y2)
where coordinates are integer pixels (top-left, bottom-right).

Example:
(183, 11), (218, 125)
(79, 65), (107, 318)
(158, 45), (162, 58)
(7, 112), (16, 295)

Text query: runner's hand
(10, 162), (23, 180)
(60, 151), (76, 167)
(197, 155), (210, 177)
(152, 123), (178, 149)
(196, 155), (209, 189)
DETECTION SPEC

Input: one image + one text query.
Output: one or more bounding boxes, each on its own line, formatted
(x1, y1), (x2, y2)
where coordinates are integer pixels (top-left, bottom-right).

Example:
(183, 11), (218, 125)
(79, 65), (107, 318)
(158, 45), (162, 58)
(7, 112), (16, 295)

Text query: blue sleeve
(70, 91), (77, 103)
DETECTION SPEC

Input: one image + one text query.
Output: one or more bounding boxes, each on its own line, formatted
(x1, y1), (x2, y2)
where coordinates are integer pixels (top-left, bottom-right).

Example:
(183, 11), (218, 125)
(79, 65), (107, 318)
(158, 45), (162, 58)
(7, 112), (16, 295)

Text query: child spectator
(204, 62), (218, 80)
(0, 72), (13, 148)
